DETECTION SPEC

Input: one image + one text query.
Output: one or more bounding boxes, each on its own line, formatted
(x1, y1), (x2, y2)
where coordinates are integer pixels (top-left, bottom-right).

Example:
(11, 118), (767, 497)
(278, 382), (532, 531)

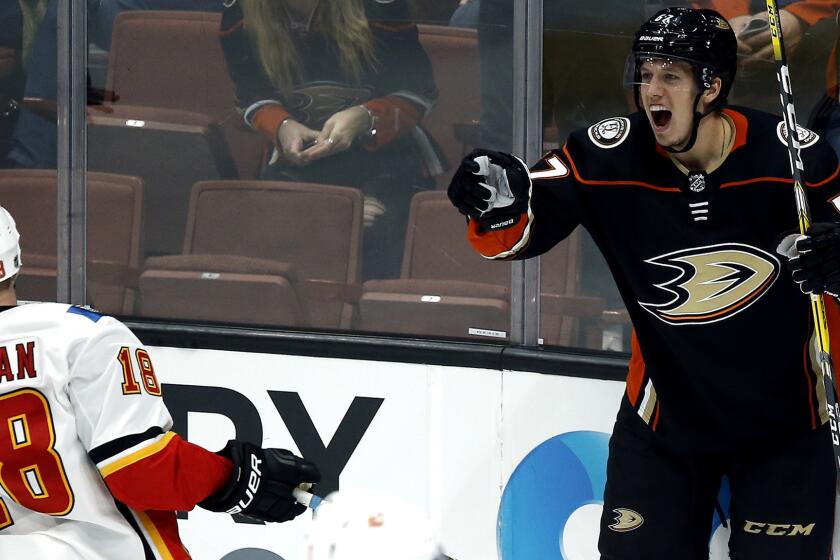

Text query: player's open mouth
(650, 105), (672, 131)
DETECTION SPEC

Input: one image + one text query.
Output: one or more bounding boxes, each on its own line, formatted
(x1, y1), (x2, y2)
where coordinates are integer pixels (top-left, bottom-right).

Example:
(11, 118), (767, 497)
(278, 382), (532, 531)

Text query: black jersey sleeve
(365, 0), (437, 116)
(803, 136), (840, 223)
(218, 2), (275, 112)
(465, 142), (584, 260)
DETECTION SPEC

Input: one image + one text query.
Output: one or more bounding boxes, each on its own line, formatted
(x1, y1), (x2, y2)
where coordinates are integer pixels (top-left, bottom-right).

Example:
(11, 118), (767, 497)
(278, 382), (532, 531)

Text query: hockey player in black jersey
(449, 7), (840, 560)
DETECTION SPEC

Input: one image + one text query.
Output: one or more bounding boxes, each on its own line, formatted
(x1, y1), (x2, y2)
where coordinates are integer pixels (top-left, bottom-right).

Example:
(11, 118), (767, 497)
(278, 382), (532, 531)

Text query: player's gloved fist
(198, 440), (321, 523)
(447, 148), (531, 231)
(776, 222), (840, 297)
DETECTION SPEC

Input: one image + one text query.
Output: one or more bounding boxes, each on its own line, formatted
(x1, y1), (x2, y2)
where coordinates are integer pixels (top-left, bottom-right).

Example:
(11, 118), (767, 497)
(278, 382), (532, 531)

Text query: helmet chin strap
(664, 90), (708, 154)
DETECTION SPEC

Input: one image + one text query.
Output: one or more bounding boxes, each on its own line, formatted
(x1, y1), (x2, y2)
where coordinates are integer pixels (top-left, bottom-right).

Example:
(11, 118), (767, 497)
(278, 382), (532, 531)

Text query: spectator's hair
(241, 0), (376, 93)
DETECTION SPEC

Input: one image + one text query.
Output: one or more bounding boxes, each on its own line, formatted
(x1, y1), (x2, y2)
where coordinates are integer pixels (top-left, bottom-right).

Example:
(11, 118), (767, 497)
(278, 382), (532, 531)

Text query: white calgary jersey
(0, 303), (173, 559)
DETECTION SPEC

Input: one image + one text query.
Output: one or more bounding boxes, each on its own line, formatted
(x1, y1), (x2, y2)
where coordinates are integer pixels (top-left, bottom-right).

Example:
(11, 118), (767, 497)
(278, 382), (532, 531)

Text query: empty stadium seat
(0, 46), (22, 157)
(137, 180), (363, 330)
(417, 25), (481, 188)
(87, 106), (237, 256)
(357, 191), (605, 346)
(0, 170), (143, 314)
(89, 11), (267, 256)
(104, 10), (264, 179)
(412, 0), (461, 24)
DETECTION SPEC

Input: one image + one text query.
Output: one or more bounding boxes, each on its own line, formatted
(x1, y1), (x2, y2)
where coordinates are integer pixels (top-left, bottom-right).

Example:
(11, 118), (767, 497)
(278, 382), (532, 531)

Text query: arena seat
(412, 0), (461, 24)
(87, 106), (237, 256)
(0, 170), (143, 315)
(416, 25), (481, 189)
(137, 180), (363, 329)
(104, 10), (264, 179)
(357, 190), (605, 346)
(0, 46), (23, 157)
(90, 11), (266, 257)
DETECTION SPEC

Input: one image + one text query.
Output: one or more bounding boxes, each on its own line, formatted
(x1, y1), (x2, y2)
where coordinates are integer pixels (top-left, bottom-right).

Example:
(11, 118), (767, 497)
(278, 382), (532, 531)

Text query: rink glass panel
(72, 3), (511, 343)
(39, 1), (836, 352)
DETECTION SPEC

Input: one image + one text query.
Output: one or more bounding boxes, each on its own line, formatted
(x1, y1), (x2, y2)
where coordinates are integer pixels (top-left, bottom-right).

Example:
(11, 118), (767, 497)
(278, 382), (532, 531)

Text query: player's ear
(702, 76), (723, 107)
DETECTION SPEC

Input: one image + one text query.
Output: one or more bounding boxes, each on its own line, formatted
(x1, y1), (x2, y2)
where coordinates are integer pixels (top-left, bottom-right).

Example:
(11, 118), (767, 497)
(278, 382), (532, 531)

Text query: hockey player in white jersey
(0, 206), (321, 559)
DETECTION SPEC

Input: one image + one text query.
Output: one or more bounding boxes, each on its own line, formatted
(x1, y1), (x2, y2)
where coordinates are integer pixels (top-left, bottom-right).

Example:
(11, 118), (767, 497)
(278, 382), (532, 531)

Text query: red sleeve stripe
(97, 431), (176, 477)
(136, 510), (189, 560)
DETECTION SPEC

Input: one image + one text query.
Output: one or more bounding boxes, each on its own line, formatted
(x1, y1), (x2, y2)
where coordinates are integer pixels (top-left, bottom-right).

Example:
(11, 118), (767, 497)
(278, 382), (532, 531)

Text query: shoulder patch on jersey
(776, 121), (819, 149)
(67, 305), (103, 323)
(588, 117), (631, 149)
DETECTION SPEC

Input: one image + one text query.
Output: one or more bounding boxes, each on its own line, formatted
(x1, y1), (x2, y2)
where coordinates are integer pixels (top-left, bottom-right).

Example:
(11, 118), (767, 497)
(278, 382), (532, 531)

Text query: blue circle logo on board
(497, 431), (732, 559)
(497, 431), (610, 560)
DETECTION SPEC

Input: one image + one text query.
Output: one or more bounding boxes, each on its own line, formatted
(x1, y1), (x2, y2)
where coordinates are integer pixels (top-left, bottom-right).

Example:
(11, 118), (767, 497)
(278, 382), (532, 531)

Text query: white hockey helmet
(0, 206), (21, 282)
(302, 490), (447, 560)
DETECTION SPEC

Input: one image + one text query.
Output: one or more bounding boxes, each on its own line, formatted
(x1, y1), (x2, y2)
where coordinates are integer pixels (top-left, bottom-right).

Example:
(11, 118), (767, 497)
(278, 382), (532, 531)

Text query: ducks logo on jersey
(639, 243), (780, 325)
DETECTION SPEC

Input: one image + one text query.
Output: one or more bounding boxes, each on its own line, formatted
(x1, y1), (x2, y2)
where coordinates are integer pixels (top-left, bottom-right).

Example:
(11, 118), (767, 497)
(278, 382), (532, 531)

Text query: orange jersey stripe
(626, 330), (646, 408)
(802, 320), (818, 430)
(652, 403), (661, 431)
(563, 144), (681, 192)
(825, 297), (840, 398)
(252, 104), (292, 142)
(363, 96), (423, 149)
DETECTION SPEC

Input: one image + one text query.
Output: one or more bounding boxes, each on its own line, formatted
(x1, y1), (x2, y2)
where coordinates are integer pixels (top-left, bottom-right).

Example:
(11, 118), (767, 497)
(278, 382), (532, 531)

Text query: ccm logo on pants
(742, 521), (815, 536)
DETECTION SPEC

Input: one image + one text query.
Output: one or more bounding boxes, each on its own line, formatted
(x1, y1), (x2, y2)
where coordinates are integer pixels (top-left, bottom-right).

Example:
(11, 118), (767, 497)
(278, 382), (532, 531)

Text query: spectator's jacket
(219, 0), (444, 176)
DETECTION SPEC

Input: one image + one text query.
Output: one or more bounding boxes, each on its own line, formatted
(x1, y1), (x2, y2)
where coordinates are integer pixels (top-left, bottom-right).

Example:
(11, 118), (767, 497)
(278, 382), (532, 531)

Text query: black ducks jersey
(467, 106), (840, 453)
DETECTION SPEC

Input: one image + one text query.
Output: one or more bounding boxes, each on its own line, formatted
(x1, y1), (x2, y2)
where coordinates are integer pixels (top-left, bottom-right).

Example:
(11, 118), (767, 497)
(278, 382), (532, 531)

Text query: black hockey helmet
(631, 7), (737, 110)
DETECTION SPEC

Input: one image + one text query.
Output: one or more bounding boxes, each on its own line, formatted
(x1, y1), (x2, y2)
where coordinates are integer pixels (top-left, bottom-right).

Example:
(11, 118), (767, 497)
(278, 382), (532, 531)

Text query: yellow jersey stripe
(137, 510), (176, 560)
(99, 432), (176, 478)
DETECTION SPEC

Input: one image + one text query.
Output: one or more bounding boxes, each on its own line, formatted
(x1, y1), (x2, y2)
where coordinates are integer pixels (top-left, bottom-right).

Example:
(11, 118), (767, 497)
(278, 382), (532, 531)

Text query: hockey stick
(293, 484), (323, 510)
(765, 0), (840, 475)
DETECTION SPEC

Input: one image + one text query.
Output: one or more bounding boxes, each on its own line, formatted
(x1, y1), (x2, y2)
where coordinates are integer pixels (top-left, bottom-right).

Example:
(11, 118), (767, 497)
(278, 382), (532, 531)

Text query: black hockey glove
(776, 222), (840, 297)
(447, 148), (531, 231)
(198, 440), (321, 523)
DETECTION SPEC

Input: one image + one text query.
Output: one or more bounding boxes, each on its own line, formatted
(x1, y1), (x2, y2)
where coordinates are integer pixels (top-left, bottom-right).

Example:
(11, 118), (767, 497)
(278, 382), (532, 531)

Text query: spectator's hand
(727, 15), (755, 56)
(303, 106), (372, 162)
(276, 119), (320, 167)
(198, 440), (321, 523)
(736, 10), (806, 65)
(363, 195), (386, 228)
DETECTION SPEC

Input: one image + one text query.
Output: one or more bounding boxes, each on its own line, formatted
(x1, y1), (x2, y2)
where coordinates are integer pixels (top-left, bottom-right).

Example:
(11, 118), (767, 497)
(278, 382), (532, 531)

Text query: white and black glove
(447, 148), (531, 231)
(776, 222), (840, 297)
(199, 440), (321, 523)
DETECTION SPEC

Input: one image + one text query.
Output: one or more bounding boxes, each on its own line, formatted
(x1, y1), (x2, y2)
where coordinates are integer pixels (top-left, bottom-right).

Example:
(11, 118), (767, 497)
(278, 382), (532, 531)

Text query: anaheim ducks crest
(588, 117), (631, 149)
(609, 508), (644, 532)
(776, 121), (819, 149)
(639, 243), (780, 325)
